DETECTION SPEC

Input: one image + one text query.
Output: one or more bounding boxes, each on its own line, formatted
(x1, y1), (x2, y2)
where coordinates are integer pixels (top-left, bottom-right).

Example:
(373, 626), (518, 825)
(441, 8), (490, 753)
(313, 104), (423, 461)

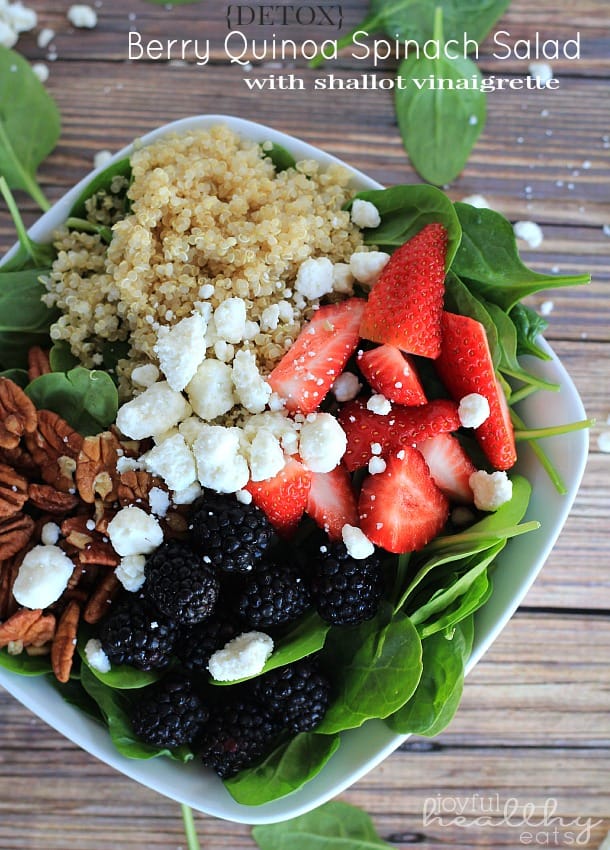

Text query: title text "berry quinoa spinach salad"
(0, 124), (590, 804)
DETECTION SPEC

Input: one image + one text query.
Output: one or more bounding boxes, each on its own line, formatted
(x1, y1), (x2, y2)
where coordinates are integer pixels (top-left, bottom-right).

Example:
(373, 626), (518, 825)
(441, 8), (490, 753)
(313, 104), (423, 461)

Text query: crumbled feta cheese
(294, 257), (334, 301)
(213, 297), (247, 343)
(597, 431), (610, 453)
(213, 340), (235, 363)
(241, 412), (300, 456)
(32, 62), (49, 83)
(208, 631), (274, 681)
(247, 429), (285, 482)
(341, 524), (375, 559)
(0, 21), (17, 47)
(350, 199), (381, 229)
(186, 359), (235, 421)
(244, 320), (260, 340)
(12, 545), (74, 609)
(469, 470), (513, 511)
(367, 394), (392, 416)
(232, 350), (271, 414)
(107, 506), (163, 556)
(461, 194), (490, 209)
(172, 480), (203, 505)
(115, 554), (146, 592)
(540, 300), (554, 316)
(116, 455), (143, 473)
(349, 251), (390, 287)
(528, 61), (553, 84)
(178, 415), (207, 447)
(514, 220), (544, 249)
(131, 363), (160, 388)
(148, 487), (170, 518)
(268, 392), (286, 412)
(331, 262), (355, 295)
(37, 27), (55, 48)
(331, 372), (361, 402)
(67, 4), (97, 28)
(260, 304), (280, 332)
(141, 434), (196, 492)
(84, 638), (111, 673)
(368, 456), (387, 475)
(192, 425), (249, 493)
(277, 300), (294, 323)
(93, 149), (113, 170)
(40, 522), (60, 546)
(154, 314), (207, 392)
(458, 393), (491, 429)
(116, 381), (191, 440)
(236, 489), (253, 505)
(298, 412), (347, 473)
(6, 2), (36, 32)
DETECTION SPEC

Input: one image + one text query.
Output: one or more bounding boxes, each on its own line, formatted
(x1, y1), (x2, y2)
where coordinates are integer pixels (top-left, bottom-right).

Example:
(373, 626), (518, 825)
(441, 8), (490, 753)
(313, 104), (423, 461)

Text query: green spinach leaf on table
(25, 366), (118, 436)
(0, 48), (60, 211)
(225, 732), (340, 805)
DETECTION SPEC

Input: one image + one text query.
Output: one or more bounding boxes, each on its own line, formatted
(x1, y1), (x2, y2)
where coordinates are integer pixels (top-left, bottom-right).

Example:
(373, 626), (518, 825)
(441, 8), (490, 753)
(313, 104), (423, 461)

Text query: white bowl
(0, 115), (589, 824)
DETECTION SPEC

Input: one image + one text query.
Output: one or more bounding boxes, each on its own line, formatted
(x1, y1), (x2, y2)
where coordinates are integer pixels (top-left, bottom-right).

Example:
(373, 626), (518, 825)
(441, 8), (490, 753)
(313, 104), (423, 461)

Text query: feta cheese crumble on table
(67, 4), (97, 28)
(514, 220), (544, 250)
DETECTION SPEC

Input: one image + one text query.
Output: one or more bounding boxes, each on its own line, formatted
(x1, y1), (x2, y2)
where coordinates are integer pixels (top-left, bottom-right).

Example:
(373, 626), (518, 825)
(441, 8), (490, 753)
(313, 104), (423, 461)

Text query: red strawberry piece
(245, 458), (311, 536)
(358, 344), (427, 406)
(337, 397), (460, 472)
(306, 464), (358, 541)
(359, 223), (447, 358)
(436, 312), (517, 470)
(268, 298), (366, 414)
(416, 433), (476, 504)
(359, 447), (449, 553)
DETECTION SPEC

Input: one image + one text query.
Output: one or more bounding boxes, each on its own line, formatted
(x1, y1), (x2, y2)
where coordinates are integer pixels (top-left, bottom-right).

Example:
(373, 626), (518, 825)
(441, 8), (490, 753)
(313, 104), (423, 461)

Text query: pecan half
(22, 613), (56, 647)
(28, 483), (80, 515)
(76, 431), (121, 504)
(0, 378), (37, 449)
(83, 571), (120, 624)
(79, 541), (120, 567)
(117, 469), (155, 505)
(0, 607), (43, 649)
(25, 410), (83, 492)
(0, 463), (28, 519)
(0, 514), (35, 560)
(51, 600), (80, 683)
(0, 553), (22, 620)
(27, 346), (51, 381)
(0, 445), (38, 476)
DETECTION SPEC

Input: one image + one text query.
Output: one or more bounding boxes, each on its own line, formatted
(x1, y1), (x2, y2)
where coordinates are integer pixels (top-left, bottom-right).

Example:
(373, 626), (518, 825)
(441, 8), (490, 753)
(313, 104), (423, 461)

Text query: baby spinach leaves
(261, 142), (297, 173)
(25, 366), (118, 436)
(0, 647), (52, 675)
(69, 156), (131, 220)
(0, 47), (60, 211)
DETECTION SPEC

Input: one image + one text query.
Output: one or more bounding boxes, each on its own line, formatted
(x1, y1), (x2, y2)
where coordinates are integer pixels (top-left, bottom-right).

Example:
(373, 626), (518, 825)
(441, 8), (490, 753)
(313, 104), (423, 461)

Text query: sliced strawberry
(357, 345), (426, 406)
(338, 397), (460, 472)
(268, 298), (366, 414)
(359, 447), (449, 553)
(359, 223), (447, 358)
(436, 312), (517, 470)
(306, 464), (358, 541)
(245, 458), (311, 536)
(416, 433), (476, 504)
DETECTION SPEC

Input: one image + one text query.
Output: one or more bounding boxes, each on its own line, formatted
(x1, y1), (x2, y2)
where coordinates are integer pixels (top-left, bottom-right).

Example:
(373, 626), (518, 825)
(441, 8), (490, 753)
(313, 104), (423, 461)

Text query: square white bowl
(0, 114), (589, 824)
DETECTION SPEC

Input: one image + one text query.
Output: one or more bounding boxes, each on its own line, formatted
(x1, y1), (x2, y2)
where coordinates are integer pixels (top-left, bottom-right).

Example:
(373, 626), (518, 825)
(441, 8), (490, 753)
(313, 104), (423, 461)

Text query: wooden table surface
(1, 1), (609, 848)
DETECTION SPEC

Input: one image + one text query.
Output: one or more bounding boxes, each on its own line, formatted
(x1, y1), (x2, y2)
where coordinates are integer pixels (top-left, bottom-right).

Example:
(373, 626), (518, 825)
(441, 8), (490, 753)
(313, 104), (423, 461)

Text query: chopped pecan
(22, 612), (56, 647)
(25, 410), (83, 492)
(0, 553), (22, 620)
(0, 379), (37, 450)
(27, 346), (51, 381)
(0, 463), (28, 519)
(28, 483), (80, 515)
(0, 607), (43, 649)
(0, 514), (35, 560)
(51, 600), (80, 683)
(75, 431), (121, 504)
(60, 515), (93, 549)
(117, 469), (155, 505)
(83, 571), (120, 624)
(0, 445), (38, 476)
(79, 540), (120, 568)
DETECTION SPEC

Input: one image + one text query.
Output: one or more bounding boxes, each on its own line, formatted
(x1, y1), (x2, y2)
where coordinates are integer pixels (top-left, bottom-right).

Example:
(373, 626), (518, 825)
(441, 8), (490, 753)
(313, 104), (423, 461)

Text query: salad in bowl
(0, 115), (590, 822)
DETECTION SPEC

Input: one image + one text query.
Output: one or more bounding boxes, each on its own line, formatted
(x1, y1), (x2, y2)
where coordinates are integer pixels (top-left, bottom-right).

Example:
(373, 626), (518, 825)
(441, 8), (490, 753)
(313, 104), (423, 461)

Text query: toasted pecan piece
(0, 378), (37, 450)
(117, 469), (155, 505)
(25, 410), (83, 492)
(27, 346), (51, 381)
(76, 431), (121, 504)
(0, 514), (35, 560)
(28, 483), (80, 515)
(0, 463), (29, 519)
(51, 600), (80, 683)
(83, 571), (120, 624)
(0, 607), (43, 649)
(22, 612), (56, 647)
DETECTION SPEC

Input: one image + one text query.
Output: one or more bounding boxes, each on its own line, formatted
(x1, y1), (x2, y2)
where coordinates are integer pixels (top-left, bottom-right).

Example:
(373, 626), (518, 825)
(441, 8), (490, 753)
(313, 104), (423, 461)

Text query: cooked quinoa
(43, 125), (365, 397)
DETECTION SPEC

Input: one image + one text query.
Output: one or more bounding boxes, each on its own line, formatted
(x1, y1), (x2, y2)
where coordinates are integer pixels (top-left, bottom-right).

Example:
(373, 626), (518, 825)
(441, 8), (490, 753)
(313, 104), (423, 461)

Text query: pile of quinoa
(43, 125), (365, 398)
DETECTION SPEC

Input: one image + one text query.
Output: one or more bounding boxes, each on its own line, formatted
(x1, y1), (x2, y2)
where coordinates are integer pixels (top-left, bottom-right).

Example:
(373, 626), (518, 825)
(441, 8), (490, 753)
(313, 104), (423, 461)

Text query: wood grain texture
(0, 1), (609, 848)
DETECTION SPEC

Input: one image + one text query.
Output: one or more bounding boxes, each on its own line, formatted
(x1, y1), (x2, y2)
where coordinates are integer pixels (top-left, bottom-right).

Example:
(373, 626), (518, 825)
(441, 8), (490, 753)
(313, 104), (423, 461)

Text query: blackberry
(311, 542), (383, 625)
(253, 660), (330, 732)
(237, 563), (311, 628)
(144, 540), (219, 625)
(198, 699), (279, 778)
(188, 492), (274, 574)
(130, 677), (208, 748)
(175, 611), (237, 674)
(99, 595), (178, 670)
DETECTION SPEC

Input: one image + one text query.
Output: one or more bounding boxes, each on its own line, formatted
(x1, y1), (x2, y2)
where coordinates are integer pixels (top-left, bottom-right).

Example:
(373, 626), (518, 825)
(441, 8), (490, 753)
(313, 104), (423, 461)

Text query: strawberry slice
(358, 344), (426, 406)
(436, 312), (517, 470)
(416, 433), (476, 504)
(359, 223), (447, 358)
(306, 464), (358, 541)
(245, 458), (311, 536)
(268, 298), (366, 414)
(359, 447), (449, 553)
(338, 397), (460, 472)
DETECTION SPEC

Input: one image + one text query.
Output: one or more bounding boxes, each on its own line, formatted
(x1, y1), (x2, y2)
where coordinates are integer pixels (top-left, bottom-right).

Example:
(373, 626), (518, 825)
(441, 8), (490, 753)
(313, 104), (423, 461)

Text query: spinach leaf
(510, 303), (552, 361)
(25, 366), (118, 436)
(386, 616), (473, 736)
(212, 611), (330, 685)
(0, 177), (56, 269)
(77, 633), (162, 689)
(369, 0), (510, 47)
(452, 203), (590, 310)
(69, 156), (132, 219)
(0, 47), (60, 211)
(99, 339), (130, 379)
(0, 331), (50, 370)
(396, 46), (486, 186)
(0, 267), (57, 334)
(48, 676), (104, 722)
(444, 272), (500, 367)
(225, 732), (340, 805)
(49, 341), (80, 372)
(0, 367), (28, 387)
(316, 607), (423, 734)
(0, 648), (52, 675)
(252, 800), (395, 850)
(353, 183), (462, 268)
(261, 142), (297, 173)
(64, 217), (114, 244)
